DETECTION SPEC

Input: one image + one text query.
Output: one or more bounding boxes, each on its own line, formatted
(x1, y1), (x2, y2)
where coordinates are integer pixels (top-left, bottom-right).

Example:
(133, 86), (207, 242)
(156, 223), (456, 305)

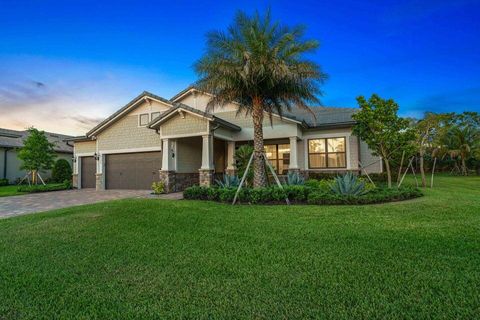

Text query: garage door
(81, 156), (96, 188)
(105, 152), (162, 190)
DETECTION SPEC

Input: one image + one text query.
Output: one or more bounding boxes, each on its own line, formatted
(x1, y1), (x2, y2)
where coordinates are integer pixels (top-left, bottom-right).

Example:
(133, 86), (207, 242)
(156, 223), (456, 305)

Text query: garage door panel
(81, 156), (96, 188)
(105, 152), (162, 190)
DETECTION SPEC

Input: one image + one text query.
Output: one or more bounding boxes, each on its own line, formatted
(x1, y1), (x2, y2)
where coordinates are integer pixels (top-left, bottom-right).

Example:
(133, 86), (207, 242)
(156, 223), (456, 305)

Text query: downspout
(357, 136), (361, 173)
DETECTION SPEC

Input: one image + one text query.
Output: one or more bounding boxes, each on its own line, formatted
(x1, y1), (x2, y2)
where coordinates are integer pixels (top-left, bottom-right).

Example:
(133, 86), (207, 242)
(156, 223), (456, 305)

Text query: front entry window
(265, 144), (290, 174)
(308, 137), (346, 168)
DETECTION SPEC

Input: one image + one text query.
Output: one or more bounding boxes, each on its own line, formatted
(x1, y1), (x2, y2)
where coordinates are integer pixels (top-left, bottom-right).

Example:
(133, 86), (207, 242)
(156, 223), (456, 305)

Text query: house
(71, 87), (382, 192)
(0, 128), (73, 183)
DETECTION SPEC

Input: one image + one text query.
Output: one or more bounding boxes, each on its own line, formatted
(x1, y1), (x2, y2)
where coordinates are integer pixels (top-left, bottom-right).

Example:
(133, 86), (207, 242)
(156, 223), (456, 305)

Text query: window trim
(265, 143), (290, 174)
(139, 113), (149, 126)
(308, 137), (347, 169)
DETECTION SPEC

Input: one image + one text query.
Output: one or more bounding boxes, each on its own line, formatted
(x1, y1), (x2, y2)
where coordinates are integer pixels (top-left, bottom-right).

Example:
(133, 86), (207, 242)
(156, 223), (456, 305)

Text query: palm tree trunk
(461, 157), (467, 176)
(252, 99), (267, 188)
(419, 152), (426, 188)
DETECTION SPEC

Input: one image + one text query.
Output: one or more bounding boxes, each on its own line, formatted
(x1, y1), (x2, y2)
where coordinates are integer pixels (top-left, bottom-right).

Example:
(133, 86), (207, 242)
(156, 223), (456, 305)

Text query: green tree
(17, 128), (57, 184)
(195, 10), (326, 187)
(51, 158), (72, 183)
(352, 94), (414, 188)
(441, 125), (479, 175)
(414, 113), (449, 187)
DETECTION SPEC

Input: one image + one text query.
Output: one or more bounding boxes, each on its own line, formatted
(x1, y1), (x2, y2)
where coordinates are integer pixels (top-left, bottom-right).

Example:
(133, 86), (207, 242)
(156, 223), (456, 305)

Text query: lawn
(0, 176), (479, 319)
(0, 185), (25, 197)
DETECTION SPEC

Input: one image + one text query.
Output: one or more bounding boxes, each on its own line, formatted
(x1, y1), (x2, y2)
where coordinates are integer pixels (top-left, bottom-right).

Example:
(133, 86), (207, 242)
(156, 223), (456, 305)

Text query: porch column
(72, 155), (79, 188)
(289, 136), (300, 174)
(95, 153), (105, 191)
(199, 134), (214, 186)
(159, 138), (176, 192)
(226, 141), (236, 176)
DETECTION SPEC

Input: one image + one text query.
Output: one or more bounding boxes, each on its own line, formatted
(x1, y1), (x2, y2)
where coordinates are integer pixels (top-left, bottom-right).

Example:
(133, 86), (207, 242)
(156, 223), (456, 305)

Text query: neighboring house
(0, 128), (73, 183)
(70, 87), (382, 192)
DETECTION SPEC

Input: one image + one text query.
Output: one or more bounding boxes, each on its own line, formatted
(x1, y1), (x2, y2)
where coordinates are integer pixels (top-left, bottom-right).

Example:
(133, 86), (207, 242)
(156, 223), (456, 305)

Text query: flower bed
(183, 184), (422, 205)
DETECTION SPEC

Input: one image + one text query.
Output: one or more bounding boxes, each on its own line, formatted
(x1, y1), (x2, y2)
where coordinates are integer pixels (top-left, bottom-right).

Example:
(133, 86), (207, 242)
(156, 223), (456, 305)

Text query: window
(151, 112), (161, 121)
(265, 144), (290, 174)
(139, 113), (149, 126)
(308, 137), (346, 168)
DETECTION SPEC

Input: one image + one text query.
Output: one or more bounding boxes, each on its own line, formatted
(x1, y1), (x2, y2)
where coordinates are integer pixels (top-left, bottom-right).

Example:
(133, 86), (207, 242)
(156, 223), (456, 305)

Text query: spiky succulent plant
(330, 172), (367, 196)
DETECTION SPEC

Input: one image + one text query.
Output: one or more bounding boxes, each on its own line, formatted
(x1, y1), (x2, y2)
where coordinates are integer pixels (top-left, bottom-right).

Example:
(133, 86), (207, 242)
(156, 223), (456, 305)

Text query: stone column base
(95, 173), (104, 191)
(225, 168), (237, 176)
(72, 174), (79, 189)
(159, 170), (176, 193)
(199, 169), (214, 187)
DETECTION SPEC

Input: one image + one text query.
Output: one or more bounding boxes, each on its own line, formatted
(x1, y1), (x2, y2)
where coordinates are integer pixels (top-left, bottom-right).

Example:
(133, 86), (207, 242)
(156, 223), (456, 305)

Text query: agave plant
(215, 174), (240, 188)
(286, 171), (305, 185)
(330, 172), (367, 196)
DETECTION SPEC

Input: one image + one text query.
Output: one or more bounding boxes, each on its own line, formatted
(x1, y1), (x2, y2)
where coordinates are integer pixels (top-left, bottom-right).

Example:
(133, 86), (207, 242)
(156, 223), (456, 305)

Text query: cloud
(0, 55), (183, 135)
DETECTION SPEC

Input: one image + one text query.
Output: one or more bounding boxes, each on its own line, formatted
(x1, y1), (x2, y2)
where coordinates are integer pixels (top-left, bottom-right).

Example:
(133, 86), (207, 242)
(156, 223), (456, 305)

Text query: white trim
(100, 146), (163, 155)
(150, 107), (212, 127)
(160, 132), (210, 139)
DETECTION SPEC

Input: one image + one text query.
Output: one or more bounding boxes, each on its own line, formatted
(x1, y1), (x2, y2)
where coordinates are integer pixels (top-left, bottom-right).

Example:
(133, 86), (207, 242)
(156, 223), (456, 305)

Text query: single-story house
(71, 87), (382, 192)
(0, 128), (73, 183)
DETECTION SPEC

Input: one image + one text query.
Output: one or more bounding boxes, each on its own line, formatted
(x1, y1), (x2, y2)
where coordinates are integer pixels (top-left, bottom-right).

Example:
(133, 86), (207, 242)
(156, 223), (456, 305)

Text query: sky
(1, 0), (479, 135)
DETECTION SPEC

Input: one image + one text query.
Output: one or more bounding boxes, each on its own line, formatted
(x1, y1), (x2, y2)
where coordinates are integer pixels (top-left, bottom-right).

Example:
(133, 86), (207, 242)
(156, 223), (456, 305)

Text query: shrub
(305, 179), (331, 192)
(306, 172), (340, 180)
(151, 181), (165, 194)
(51, 159), (72, 183)
(0, 178), (8, 186)
(283, 185), (309, 202)
(330, 172), (367, 196)
(184, 185), (210, 200)
(286, 172), (305, 185)
(215, 174), (240, 188)
(17, 182), (70, 193)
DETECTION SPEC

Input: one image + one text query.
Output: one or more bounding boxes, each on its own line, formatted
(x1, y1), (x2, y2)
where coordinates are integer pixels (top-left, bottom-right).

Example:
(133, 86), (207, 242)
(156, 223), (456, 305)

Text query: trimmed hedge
(184, 184), (422, 205)
(17, 181), (71, 193)
(0, 178), (8, 186)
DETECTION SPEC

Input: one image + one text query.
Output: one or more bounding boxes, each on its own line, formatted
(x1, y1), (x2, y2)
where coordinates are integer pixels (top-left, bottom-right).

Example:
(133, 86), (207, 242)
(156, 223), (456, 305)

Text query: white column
(201, 134), (214, 170)
(226, 141), (236, 170)
(162, 139), (175, 171)
(289, 137), (299, 169)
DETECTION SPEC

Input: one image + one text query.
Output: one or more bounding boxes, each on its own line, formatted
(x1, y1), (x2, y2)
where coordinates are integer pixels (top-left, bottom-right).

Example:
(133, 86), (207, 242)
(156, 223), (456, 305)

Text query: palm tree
(436, 125), (479, 175)
(194, 10), (326, 187)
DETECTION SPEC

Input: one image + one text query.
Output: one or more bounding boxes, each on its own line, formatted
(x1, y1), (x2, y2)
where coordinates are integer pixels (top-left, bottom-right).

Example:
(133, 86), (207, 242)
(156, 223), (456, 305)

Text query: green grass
(0, 185), (26, 197)
(0, 183), (66, 197)
(0, 176), (479, 319)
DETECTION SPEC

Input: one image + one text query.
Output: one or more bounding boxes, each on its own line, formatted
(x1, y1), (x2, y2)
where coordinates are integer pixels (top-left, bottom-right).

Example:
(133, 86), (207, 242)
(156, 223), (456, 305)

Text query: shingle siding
(161, 113), (208, 137)
(74, 141), (96, 154)
(97, 115), (162, 151)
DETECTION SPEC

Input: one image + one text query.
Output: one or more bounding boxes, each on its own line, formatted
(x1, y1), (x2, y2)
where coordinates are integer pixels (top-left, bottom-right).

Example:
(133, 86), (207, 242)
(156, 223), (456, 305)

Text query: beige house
(71, 87), (382, 192)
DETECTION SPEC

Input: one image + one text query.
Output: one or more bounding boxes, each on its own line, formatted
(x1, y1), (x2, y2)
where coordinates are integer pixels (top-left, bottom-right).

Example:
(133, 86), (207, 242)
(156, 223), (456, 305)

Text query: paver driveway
(0, 189), (183, 218)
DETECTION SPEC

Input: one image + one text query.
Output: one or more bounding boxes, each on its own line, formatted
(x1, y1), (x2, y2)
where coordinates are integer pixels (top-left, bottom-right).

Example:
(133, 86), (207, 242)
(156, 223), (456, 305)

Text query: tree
(441, 125), (479, 175)
(51, 158), (72, 183)
(414, 113), (449, 187)
(352, 94), (414, 188)
(195, 10), (326, 187)
(17, 128), (57, 184)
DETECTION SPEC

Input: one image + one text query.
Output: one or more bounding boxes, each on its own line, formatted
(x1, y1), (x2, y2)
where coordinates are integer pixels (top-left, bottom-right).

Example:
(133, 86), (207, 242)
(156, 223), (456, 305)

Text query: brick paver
(0, 189), (183, 218)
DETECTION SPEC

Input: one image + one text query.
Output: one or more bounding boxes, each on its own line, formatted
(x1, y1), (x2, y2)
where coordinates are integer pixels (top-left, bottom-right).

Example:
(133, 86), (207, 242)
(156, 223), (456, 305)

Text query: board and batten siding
(176, 137), (202, 173)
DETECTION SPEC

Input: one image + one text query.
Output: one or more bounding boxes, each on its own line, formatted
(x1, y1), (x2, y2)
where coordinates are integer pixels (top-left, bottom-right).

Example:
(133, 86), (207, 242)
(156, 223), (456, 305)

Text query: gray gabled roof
(149, 103), (241, 131)
(87, 91), (174, 137)
(283, 106), (358, 128)
(0, 128), (73, 153)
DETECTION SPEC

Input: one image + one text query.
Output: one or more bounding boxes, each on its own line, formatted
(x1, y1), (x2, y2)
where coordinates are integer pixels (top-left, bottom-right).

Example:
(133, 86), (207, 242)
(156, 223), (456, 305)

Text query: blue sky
(1, 0), (479, 135)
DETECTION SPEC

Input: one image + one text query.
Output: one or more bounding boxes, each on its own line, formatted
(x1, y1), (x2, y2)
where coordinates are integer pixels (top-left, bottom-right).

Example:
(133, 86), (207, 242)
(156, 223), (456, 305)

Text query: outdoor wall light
(94, 153), (100, 161)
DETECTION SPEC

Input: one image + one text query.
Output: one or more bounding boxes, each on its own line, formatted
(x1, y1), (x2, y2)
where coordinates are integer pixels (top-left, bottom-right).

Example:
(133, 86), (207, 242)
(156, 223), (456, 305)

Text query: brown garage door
(105, 152), (162, 190)
(81, 156), (96, 188)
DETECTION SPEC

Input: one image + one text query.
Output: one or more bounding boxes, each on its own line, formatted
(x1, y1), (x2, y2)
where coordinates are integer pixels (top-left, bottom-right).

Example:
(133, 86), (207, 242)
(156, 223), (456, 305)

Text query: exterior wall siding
(0, 148), (5, 179)
(359, 140), (383, 173)
(176, 137), (202, 173)
(74, 141), (96, 154)
(97, 114), (162, 151)
(161, 113), (208, 137)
